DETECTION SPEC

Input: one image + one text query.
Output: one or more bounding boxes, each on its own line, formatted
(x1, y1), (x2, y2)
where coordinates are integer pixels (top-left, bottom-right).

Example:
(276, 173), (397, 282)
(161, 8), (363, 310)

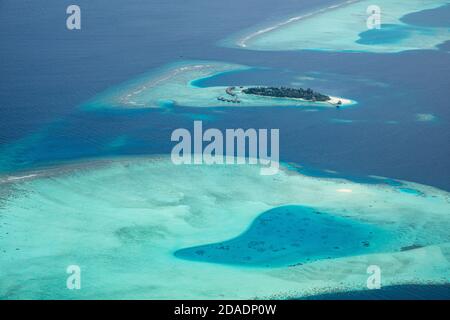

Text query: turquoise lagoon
(222, 0), (450, 53)
(1, 157), (449, 299)
(0, 1), (449, 301)
(81, 61), (355, 110)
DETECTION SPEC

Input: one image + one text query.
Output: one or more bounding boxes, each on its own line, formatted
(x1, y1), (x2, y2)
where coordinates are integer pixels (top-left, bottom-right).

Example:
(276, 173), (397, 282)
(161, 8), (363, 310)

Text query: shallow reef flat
(0, 156), (449, 299)
(82, 61), (355, 110)
(223, 0), (450, 53)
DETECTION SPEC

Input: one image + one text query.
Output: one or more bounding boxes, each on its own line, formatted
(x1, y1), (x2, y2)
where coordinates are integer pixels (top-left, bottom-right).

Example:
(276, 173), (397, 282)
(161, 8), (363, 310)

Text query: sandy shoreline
(327, 95), (355, 106)
(235, 0), (361, 48)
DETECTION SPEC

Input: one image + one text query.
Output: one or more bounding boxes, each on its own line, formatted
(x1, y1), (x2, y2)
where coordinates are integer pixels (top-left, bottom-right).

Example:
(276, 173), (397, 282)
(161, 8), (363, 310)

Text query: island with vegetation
(86, 60), (352, 109)
(242, 86), (332, 102)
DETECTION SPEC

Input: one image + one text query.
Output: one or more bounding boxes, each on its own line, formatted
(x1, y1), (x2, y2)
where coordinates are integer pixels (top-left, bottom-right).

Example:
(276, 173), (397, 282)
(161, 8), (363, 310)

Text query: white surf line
(0, 174), (38, 183)
(119, 64), (214, 105)
(237, 0), (361, 48)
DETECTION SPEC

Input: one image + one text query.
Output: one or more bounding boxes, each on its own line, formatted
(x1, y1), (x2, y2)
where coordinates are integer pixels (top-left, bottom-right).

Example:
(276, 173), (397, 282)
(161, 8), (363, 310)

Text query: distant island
(216, 85), (347, 106)
(242, 86), (332, 102)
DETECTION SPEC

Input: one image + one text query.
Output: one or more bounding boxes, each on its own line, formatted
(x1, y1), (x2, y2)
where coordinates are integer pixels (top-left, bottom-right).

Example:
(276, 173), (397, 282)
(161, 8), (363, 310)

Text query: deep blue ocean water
(299, 284), (450, 300)
(1, 0), (449, 190)
(401, 3), (450, 28)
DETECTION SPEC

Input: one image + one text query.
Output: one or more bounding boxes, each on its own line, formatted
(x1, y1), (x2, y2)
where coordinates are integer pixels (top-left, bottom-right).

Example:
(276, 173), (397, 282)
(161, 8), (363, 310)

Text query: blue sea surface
(299, 284), (450, 300)
(401, 4), (450, 28)
(175, 205), (390, 267)
(0, 0), (449, 190)
(1, 0), (449, 300)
